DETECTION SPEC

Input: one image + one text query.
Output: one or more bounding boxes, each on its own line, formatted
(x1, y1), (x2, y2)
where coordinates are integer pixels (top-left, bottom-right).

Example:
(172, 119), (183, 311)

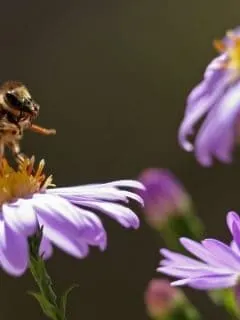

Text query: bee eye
(6, 93), (22, 108)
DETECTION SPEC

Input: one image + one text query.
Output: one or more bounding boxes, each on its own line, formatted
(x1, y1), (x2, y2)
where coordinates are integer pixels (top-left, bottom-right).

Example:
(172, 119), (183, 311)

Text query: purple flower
(179, 27), (240, 166)
(0, 158), (144, 276)
(138, 168), (191, 228)
(157, 211), (240, 290)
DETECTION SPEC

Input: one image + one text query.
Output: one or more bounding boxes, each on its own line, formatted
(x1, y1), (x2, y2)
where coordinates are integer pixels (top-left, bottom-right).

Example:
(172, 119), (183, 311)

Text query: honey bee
(0, 81), (56, 163)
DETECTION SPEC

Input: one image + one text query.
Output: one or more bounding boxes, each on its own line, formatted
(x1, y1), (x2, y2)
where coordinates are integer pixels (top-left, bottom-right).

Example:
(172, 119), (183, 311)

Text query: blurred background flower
(179, 27), (240, 166)
(138, 168), (191, 228)
(157, 211), (240, 318)
(138, 168), (203, 246)
(145, 278), (200, 320)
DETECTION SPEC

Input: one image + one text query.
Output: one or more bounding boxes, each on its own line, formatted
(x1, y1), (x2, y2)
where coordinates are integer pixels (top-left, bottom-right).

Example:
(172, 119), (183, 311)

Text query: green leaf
(29, 291), (58, 320)
(60, 284), (79, 317)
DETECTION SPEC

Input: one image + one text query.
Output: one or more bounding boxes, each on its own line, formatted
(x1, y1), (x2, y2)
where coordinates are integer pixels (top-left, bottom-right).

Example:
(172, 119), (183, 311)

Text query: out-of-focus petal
(178, 27), (240, 165)
(158, 266), (229, 279)
(157, 212), (240, 291)
(180, 238), (224, 267)
(227, 211), (240, 233)
(202, 239), (240, 270)
(160, 248), (207, 267)
(172, 274), (237, 290)
(195, 80), (240, 165)
(230, 241), (240, 255)
(0, 221), (28, 276)
(179, 71), (228, 153)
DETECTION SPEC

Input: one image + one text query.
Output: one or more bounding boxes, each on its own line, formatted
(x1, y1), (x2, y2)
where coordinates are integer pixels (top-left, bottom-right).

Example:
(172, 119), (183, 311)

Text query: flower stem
(28, 228), (67, 320)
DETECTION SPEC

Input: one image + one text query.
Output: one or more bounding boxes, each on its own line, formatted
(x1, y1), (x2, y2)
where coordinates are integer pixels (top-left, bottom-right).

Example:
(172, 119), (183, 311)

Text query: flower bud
(138, 168), (191, 229)
(144, 279), (182, 318)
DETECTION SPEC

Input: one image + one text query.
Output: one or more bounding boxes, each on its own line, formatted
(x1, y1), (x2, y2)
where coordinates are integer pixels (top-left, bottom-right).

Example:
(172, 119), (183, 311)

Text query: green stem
(28, 228), (67, 320)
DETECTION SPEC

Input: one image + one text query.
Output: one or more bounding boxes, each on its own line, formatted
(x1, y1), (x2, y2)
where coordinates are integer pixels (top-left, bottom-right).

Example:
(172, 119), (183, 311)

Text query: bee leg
(0, 141), (4, 159)
(7, 141), (26, 165)
(29, 124), (56, 135)
(0, 142), (5, 173)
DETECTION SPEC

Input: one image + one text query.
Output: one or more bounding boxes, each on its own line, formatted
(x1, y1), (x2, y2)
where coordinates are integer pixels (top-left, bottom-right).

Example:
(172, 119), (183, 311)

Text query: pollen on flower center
(214, 31), (240, 71)
(0, 157), (54, 206)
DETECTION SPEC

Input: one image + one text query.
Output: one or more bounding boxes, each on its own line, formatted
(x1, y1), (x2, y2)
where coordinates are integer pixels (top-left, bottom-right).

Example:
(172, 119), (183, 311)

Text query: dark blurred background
(1, 1), (240, 319)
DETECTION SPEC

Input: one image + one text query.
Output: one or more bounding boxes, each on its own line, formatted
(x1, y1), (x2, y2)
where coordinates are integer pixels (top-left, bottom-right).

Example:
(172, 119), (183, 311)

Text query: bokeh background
(1, 1), (240, 319)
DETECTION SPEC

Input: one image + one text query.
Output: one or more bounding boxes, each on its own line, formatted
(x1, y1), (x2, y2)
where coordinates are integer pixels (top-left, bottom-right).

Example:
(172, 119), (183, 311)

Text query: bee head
(2, 81), (40, 119)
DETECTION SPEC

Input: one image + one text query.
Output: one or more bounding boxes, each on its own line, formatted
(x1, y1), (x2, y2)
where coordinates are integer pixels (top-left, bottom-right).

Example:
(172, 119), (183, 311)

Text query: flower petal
(195, 80), (240, 165)
(2, 200), (37, 236)
(78, 201), (140, 229)
(104, 180), (145, 190)
(171, 274), (238, 290)
(231, 221), (240, 250)
(73, 207), (107, 250)
(230, 241), (240, 255)
(32, 194), (91, 233)
(37, 215), (89, 258)
(202, 239), (240, 270)
(158, 265), (229, 279)
(160, 248), (207, 267)
(0, 220), (28, 276)
(48, 187), (144, 206)
(30, 195), (93, 257)
(39, 236), (53, 260)
(179, 71), (227, 154)
(180, 238), (225, 267)
(227, 211), (240, 234)
(203, 55), (227, 79)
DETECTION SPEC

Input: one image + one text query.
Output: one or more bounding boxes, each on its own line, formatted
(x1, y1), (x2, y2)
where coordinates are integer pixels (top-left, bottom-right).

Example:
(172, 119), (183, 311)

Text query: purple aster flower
(179, 27), (240, 166)
(138, 168), (191, 228)
(0, 157), (144, 276)
(157, 211), (240, 290)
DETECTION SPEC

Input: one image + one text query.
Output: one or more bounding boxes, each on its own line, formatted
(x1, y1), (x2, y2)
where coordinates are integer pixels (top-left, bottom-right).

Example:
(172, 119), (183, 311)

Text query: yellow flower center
(213, 31), (240, 70)
(0, 157), (54, 206)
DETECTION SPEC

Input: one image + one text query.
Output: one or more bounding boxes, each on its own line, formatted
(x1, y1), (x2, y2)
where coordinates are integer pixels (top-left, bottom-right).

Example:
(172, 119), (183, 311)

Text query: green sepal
(28, 291), (58, 320)
(60, 284), (79, 317)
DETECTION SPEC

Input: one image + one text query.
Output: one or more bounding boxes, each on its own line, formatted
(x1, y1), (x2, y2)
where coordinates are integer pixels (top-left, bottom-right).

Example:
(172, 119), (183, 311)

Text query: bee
(0, 81), (56, 163)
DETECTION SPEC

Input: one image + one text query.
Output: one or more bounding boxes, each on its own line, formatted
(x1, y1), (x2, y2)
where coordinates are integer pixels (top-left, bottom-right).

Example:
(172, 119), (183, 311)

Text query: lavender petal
(227, 211), (240, 234)
(158, 266), (230, 279)
(39, 236), (53, 260)
(37, 215), (89, 258)
(202, 239), (240, 270)
(160, 248), (207, 267)
(0, 221), (28, 276)
(180, 238), (225, 267)
(2, 200), (37, 236)
(171, 274), (238, 290)
(77, 200), (140, 229)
